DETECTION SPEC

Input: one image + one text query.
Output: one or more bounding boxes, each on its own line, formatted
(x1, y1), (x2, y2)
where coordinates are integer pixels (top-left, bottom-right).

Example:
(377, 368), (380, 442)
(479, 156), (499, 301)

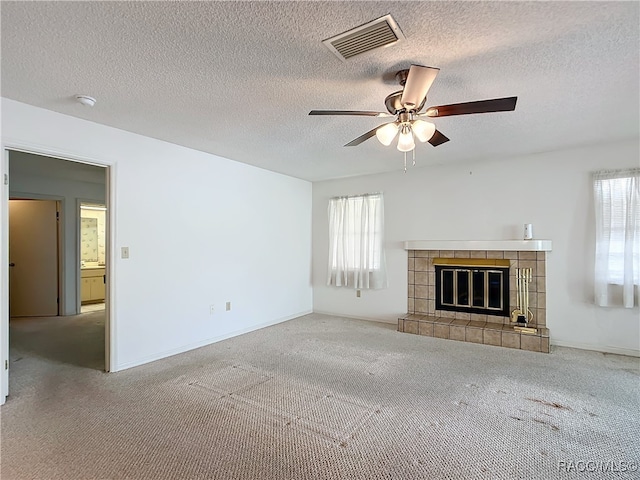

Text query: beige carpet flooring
(1, 312), (639, 479)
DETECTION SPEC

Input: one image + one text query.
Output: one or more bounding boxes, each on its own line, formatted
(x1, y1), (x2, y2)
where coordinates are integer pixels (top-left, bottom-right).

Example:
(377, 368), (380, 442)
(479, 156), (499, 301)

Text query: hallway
(9, 311), (105, 382)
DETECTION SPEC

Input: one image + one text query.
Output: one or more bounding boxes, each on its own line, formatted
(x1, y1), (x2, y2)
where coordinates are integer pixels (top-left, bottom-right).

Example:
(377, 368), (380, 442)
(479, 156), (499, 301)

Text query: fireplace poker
(511, 268), (524, 324)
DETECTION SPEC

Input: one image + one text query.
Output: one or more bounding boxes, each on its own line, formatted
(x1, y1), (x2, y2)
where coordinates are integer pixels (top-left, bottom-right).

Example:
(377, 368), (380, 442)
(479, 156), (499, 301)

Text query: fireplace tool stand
(511, 267), (537, 334)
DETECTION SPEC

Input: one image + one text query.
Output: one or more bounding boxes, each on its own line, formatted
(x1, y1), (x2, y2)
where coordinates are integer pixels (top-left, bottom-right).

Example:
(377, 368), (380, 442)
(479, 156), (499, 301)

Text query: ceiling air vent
(322, 14), (405, 61)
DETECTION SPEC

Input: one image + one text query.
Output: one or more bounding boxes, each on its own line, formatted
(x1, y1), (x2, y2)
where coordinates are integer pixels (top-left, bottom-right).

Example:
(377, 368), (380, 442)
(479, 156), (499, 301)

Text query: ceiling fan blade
(425, 97), (517, 117)
(344, 126), (380, 147)
(400, 65), (440, 110)
(428, 130), (450, 147)
(309, 110), (391, 117)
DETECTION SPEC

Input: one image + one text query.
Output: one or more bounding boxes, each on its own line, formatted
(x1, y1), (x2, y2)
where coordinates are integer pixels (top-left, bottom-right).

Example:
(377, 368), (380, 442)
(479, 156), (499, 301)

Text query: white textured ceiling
(1, 1), (638, 181)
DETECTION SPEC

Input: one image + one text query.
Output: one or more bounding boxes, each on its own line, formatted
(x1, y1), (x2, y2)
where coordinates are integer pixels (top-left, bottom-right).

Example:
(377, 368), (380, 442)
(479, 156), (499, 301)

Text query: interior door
(9, 199), (59, 317)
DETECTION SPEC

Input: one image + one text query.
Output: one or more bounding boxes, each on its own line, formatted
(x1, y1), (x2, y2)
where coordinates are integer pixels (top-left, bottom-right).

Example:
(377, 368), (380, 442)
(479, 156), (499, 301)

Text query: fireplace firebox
(434, 259), (510, 317)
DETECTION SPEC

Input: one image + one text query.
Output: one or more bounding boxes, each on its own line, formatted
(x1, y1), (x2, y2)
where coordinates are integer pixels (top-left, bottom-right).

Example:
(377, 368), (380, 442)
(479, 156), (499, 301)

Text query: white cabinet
(81, 278), (92, 302)
(81, 267), (105, 304)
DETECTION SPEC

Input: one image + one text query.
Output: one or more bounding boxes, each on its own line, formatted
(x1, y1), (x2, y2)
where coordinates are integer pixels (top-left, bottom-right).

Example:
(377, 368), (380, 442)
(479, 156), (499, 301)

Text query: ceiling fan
(309, 64), (517, 154)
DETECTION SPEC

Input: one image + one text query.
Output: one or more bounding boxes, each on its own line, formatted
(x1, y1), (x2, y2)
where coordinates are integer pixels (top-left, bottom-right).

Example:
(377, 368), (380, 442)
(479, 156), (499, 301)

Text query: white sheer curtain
(327, 192), (387, 289)
(593, 168), (640, 308)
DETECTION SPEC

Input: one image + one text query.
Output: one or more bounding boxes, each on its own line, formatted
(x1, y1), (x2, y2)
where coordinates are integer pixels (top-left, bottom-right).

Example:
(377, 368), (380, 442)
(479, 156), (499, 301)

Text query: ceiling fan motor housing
(385, 91), (426, 114)
(397, 112), (411, 124)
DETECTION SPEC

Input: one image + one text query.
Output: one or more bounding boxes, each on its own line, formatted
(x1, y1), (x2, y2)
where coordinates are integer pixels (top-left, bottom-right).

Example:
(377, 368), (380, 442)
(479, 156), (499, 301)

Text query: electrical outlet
(356, 290), (361, 298)
(209, 304), (215, 315)
(226, 301), (231, 311)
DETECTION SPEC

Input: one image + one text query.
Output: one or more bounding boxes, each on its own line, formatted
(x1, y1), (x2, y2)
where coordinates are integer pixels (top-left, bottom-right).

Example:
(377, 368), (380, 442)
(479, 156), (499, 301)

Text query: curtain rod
(593, 168), (639, 180)
(330, 191), (383, 200)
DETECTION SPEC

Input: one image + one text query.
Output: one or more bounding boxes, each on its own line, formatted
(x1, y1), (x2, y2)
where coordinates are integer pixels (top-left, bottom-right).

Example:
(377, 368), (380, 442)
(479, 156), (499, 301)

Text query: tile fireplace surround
(399, 240), (552, 353)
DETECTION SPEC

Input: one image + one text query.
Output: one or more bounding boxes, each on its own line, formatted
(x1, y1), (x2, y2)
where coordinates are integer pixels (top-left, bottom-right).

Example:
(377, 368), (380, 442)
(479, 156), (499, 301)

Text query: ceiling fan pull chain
(403, 152), (407, 172)
(412, 148), (416, 167)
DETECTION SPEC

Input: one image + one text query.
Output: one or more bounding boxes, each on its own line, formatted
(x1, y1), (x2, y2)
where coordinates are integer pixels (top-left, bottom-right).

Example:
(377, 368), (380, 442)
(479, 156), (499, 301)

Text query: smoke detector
(75, 95), (96, 107)
(322, 14), (405, 61)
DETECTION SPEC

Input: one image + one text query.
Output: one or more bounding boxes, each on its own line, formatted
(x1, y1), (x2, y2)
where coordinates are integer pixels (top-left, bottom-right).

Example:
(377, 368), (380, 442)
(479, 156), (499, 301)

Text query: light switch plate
(121, 247), (130, 259)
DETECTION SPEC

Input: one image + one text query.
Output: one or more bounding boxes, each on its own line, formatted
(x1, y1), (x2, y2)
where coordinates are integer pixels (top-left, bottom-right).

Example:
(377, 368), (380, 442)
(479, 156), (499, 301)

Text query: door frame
(1, 143), (116, 404)
(9, 195), (64, 316)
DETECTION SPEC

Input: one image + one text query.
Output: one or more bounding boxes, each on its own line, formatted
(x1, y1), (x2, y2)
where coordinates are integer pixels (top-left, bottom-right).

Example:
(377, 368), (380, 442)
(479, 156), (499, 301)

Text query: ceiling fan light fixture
(412, 119), (436, 143)
(397, 125), (415, 152)
(309, 63), (517, 160)
(376, 122), (399, 146)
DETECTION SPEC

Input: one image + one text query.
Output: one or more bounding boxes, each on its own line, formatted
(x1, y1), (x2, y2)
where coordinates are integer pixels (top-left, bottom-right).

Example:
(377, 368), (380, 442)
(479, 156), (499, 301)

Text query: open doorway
(79, 203), (107, 314)
(6, 151), (110, 378)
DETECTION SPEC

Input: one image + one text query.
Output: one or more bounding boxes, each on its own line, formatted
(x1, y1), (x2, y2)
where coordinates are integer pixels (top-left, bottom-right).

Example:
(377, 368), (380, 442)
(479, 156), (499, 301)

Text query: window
(327, 192), (387, 289)
(593, 169), (639, 308)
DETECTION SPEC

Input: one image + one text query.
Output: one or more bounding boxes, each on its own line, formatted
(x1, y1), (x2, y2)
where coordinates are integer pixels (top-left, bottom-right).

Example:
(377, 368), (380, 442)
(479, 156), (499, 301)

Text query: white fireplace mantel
(404, 240), (552, 252)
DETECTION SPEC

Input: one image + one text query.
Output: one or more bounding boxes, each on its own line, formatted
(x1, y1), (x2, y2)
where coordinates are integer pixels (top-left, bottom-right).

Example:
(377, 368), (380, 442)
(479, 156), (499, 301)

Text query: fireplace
(399, 240), (552, 353)
(434, 258), (510, 317)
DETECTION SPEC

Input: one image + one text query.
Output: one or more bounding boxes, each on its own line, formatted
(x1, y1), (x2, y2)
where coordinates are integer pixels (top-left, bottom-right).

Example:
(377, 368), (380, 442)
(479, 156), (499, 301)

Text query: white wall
(9, 152), (106, 315)
(1, 98), (312, 386)
(312, 139), (639, 356)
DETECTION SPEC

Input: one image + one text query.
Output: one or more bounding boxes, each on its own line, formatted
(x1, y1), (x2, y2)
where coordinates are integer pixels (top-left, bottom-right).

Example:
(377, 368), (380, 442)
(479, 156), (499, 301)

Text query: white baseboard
(312, 310), (397, 325)
(113, 310), (312, 372)
(111, 309), (638, 371)
(551, 340), (640, 357)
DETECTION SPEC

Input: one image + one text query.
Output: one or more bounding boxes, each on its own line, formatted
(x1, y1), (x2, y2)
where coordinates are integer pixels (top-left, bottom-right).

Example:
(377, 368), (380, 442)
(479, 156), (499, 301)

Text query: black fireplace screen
(435, 265), (510, 317)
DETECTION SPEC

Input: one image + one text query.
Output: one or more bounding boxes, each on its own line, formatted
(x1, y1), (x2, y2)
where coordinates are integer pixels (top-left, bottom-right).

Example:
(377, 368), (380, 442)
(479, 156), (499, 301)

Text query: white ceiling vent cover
(323, 14), (405, 61)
